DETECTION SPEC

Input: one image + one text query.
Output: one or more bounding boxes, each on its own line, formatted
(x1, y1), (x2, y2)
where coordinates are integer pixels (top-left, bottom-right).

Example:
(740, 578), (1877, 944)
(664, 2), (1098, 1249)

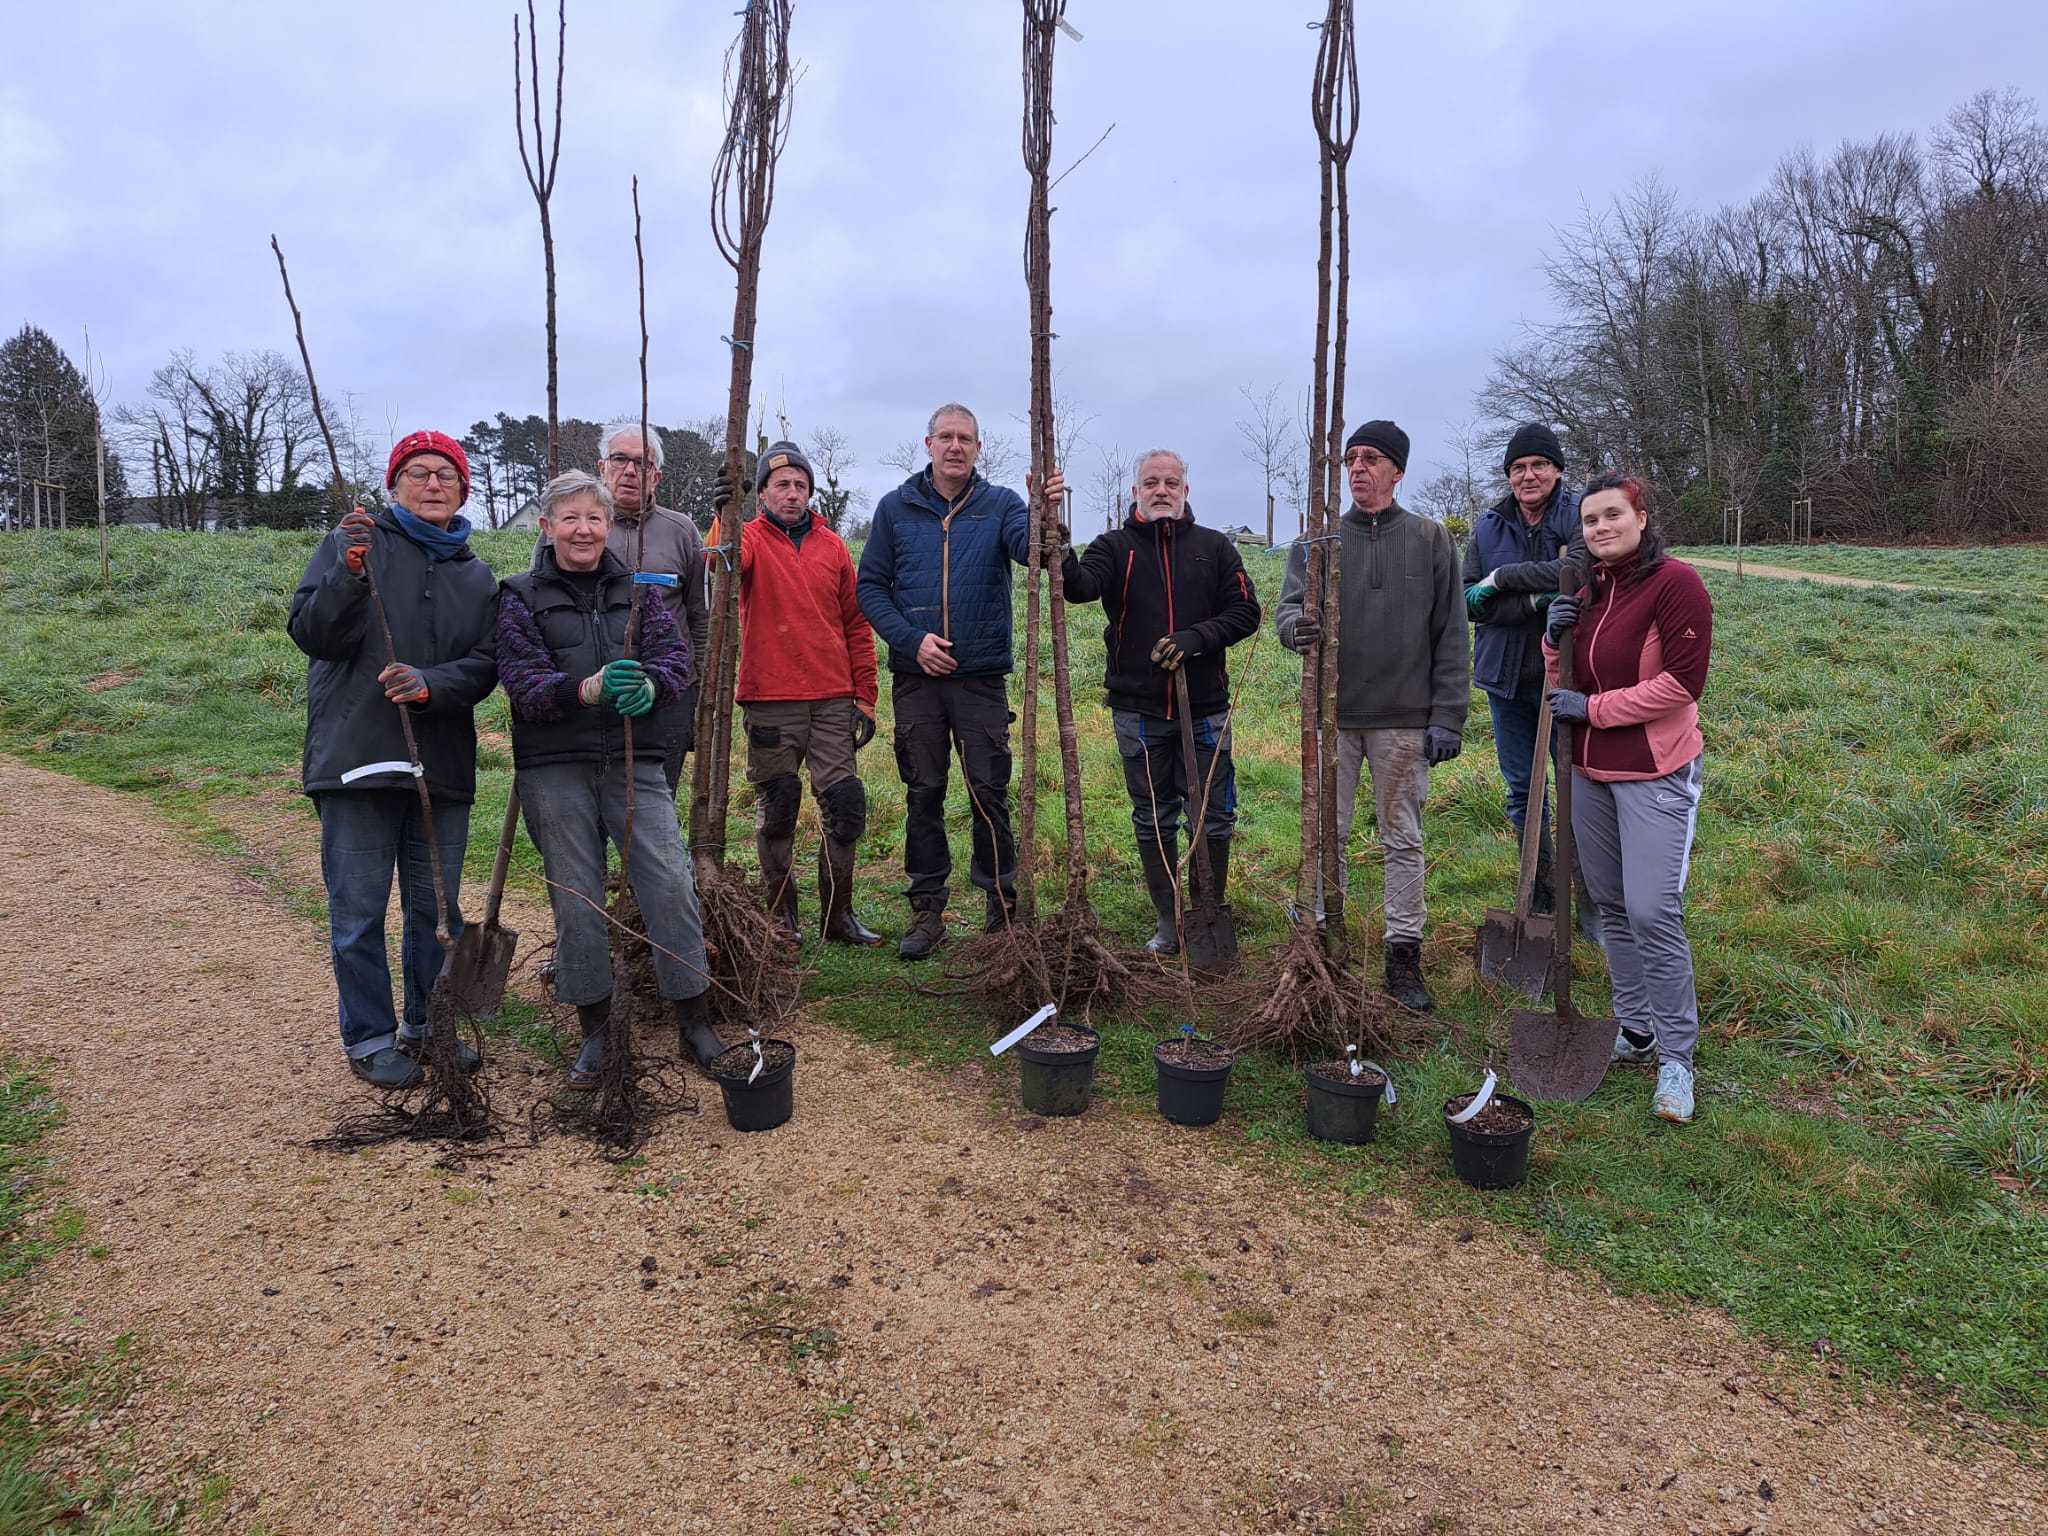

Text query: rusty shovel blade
(1507, 1003), (1617, 1103)
(445, 919), (519, 1020)
(1476, 908), (1556, 1000)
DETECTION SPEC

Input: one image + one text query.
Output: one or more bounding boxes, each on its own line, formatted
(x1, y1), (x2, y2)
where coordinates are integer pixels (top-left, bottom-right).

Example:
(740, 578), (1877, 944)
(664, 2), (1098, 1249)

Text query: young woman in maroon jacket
(1543, 472), (1714, 1124)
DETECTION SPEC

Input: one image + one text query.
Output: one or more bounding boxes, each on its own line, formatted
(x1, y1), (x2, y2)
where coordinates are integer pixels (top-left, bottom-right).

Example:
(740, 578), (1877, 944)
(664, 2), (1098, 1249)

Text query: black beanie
(1344, 420), (1409, 472)
(1502, 423), (1565, 475)
(756, 439), (815, 494)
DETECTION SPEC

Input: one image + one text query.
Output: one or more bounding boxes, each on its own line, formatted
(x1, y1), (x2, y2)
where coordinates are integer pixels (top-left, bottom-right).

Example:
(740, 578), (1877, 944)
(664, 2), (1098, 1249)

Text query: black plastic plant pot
(1153, 1037), (1235, 1126)
(711, 1039), (796, 1133)
(1442, 1092), (1535, 1189)
(1017, 1024), (1100, 1118)
(1304, 1063), (1386, 1145)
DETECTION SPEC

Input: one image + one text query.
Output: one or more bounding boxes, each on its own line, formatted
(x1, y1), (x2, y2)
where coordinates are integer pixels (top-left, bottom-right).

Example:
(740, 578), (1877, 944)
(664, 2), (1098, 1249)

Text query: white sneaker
(1652, 1062), (1695, 1124)
(1612, 1028), (1657, 1066)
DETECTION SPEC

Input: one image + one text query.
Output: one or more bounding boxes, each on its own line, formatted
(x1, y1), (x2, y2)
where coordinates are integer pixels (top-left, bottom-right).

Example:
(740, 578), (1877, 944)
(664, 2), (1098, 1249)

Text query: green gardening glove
(600, 658), (657, 717)
(1464, 583), (1492, 620)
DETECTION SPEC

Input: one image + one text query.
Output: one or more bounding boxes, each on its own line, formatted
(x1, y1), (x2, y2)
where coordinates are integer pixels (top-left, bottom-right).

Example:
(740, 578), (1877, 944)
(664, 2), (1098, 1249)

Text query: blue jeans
(517, 759), (710, 1007)
(315, 789), (470, 1060)
(1487, 685), (1558, 835)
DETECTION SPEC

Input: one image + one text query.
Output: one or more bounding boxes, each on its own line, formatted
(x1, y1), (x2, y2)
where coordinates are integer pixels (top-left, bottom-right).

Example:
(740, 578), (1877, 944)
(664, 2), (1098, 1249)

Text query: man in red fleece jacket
(732, 441), (885, 949)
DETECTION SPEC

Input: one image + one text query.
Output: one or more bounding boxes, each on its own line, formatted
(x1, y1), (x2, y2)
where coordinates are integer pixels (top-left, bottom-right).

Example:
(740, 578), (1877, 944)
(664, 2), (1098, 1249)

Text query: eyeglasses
(1507, 459), (1556, 479)
(604, 452), (653, 472)
(399, 465), (462, 486)
(1344, 450), (1390, 470)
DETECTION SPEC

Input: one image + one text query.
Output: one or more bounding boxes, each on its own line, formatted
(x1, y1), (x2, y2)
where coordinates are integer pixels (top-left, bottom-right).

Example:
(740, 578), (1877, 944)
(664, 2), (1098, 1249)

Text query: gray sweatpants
(1331, 727), (1429, 944)
(1570, 757), (1703, 1068)
(518, 758), (711, 1008)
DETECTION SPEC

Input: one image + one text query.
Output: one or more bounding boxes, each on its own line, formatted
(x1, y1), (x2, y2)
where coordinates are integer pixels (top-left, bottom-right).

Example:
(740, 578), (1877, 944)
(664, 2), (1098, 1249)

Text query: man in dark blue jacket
(288, 430), (499, 1089)
(856, 403), (1064, 960)
(1461, 423), (1580, 913)
(1062, 450), (1261, 954)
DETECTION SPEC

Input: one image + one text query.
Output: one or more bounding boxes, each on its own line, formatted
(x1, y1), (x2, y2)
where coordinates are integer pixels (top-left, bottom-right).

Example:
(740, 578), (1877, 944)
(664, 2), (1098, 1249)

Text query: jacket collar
(536, 542), (631, 586)
(899, 465), (986, 516)
(1343, 498), (1410, 530)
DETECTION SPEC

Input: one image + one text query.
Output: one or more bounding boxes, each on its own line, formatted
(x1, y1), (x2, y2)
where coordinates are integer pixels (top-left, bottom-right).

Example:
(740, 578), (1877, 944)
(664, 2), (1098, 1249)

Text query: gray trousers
(518, 758), (710, 1008)
(1571, 757), (1703, 1068)
(1331, 727), (1429, 943)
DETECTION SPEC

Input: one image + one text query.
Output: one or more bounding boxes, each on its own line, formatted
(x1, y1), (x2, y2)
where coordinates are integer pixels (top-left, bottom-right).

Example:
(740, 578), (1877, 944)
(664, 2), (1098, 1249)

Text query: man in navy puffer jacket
(857, 403), (1064, 959)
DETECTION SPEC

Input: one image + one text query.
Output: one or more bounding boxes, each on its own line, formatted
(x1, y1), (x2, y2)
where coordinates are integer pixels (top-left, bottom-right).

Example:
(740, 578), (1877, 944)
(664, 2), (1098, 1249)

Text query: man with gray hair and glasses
(533, 420), (710, 793)
(857, 403), (1064, 960)
(1059, 449), (1260, 955)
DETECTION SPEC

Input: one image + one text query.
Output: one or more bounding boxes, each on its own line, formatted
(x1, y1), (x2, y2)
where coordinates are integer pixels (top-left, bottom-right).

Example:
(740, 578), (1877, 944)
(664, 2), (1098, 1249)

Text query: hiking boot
(819, 839), (884, 947)
(672, 991), (725, 1067)
(1652, 1061), (1695, 1124)
(984, 893), (1018, 935)
(1383, 939), (1433, 1013)
(759, 835), (802, 951)
(898, 909), (948, 961)
(349, 1046), (423, 1091)
(398, 1028), (482, 1075)
(568, 996), (611, 1091)
(1612, 1026), (1657, 1066)
(1136, 834), (1181, 955)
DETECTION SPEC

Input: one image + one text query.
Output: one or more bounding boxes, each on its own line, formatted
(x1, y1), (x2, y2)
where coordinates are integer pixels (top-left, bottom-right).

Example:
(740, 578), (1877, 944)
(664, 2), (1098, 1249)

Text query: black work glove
(1548, 688), (1590, 723)
(1545, 593), (1581, 647)
(1287, 611), (1322, 652)
(713, 463), (738, 511)
(851, 700), (876, 750)
(337, 507), (376, 575)
(1424, 726), (1461, 766)
(1150, 630), (1201, 672)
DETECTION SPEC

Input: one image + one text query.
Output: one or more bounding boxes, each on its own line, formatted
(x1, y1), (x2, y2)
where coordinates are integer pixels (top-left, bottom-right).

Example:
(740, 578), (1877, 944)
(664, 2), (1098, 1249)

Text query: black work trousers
(890, 672), (1016, 914)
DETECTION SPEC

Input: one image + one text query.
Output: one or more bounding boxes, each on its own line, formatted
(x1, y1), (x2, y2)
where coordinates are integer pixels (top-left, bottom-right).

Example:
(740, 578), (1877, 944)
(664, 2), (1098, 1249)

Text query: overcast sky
(4, 1), (2041, 534)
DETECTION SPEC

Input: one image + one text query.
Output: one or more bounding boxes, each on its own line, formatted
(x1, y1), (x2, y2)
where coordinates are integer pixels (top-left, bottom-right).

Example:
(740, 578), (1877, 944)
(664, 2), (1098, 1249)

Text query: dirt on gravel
(2, 754), (2044, 1535)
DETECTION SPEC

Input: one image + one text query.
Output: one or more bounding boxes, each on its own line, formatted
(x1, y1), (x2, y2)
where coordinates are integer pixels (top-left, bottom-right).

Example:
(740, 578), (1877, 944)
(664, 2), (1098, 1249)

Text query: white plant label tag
(1361, 1060), (1395, 1105)
(747, 1028), (765, 1085)
(991, 1003), (1058, 1057)
(1447, 1068), (1498, 1124)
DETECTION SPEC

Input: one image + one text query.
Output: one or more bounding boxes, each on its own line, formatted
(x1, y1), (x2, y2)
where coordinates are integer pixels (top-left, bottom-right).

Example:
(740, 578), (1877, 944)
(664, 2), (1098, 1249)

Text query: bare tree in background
(805, 424), (870, 532)
(1090, 442), (1125, 534)
(513, 0), (567, 477)
(1236, 382), (1302, 547)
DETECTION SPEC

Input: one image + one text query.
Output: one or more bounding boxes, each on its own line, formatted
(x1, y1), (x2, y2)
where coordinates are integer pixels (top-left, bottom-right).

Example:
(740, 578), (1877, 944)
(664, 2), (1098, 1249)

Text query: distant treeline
(1479, 89), (2048, 542)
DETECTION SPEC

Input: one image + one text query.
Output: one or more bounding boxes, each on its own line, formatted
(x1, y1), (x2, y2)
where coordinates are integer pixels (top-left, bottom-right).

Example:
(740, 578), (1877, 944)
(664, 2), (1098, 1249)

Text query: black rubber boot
(1197, 837), (1233, 910)
(1530, 831), (1555, 916)
(568, 995), (610, 1090)
(819, 839), (884, 947)
(1136, 834), (1180, 955)
(672, 991), (725, 1067)
(1383, 939), (1433, 1013)
(758, 835), (802, 950)
(898, 909), (947, 961)
(984, 891), (1018, 935)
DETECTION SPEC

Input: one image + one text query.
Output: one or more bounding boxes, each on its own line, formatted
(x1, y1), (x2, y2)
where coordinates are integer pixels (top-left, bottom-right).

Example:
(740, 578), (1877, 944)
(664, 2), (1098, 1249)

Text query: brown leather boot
(758, 834), (801, 950)
(819, 839), (883, 946)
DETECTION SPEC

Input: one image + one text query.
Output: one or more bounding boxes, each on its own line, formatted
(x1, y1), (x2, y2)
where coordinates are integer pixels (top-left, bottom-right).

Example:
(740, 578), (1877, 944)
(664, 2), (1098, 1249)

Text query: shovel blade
(1476, 909), (1556, 1000)
(1507, 1004), (1617, 1103)
(1184, 902), (1238, 976)
(445, 921), (519, 1019)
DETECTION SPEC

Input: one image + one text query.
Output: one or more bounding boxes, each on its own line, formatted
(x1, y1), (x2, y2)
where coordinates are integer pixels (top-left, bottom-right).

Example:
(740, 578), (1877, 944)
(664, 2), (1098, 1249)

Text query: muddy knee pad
(820, 776), (869, 844)
(756, 773), (802, 840)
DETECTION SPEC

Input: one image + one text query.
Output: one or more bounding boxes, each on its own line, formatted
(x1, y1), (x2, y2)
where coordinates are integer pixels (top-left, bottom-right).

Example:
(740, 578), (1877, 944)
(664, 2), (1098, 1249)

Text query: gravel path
(1, 756), (2040, 1534)
(1682, 557), (1983, 593)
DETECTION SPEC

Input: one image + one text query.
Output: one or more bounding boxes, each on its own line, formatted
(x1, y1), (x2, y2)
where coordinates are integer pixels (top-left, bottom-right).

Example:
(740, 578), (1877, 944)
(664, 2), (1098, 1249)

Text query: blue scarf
(391, 504), (474, 561)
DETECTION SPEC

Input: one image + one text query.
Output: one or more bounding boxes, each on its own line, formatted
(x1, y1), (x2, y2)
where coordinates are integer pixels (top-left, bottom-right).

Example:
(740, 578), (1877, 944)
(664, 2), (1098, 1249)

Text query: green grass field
(2, 527), (2045, 1432)
(1676, 541), (2048, 590)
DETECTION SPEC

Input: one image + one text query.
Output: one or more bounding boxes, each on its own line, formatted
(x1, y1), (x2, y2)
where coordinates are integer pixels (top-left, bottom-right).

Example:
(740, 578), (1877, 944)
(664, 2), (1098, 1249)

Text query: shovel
(1507, 586), (1617, 1103)
(446, 792), (522, 1018)
(1476, 689), (1556, 998)
(1174, 669), (1237, 974)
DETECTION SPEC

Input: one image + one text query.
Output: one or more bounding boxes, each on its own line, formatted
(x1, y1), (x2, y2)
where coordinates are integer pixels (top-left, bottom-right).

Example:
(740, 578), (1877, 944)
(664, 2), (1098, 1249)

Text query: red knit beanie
(386, 430), (471, 497)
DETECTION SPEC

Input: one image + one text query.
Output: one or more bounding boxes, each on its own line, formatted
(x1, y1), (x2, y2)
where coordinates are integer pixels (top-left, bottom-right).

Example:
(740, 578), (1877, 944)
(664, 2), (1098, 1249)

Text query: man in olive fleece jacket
(1274, 419), (1468, 1011)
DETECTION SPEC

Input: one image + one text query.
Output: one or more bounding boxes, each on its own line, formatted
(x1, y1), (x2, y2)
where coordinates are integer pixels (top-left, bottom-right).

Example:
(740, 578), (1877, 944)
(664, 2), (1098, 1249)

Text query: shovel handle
(482, 790), (521, 929)
(1552, 564), (1582, 1015)
(1173, 669), (1220, 919)
(1509, 689), (1554, 921)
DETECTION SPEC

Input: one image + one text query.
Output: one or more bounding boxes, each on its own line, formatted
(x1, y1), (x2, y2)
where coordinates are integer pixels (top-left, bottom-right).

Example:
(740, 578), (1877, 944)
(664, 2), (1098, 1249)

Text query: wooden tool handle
(481, 791), (521, 929)
(1509, 689), (1555, 922)
(1174, 669), (1219, 917)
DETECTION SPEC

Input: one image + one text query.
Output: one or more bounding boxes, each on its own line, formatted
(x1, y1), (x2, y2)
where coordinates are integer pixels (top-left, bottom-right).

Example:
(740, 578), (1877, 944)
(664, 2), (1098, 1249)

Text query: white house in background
(504, 498), (541, 530)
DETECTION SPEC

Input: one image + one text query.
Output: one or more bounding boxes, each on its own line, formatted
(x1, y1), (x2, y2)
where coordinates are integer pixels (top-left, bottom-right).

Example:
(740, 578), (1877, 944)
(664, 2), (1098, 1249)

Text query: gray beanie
(756, 440), (815, 494)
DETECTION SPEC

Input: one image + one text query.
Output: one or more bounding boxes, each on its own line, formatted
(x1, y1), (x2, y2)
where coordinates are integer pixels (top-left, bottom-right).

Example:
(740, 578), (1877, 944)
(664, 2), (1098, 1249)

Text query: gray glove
(1548, 688), (1590, 723)
(1545, 593), (1581, 647)
(1424, 726), (1461, 766)
(1287, 612), (1322, 652)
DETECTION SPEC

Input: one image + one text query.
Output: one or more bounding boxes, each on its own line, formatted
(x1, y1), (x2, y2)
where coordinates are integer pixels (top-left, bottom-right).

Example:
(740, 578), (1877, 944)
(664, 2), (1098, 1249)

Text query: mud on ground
(0, 756), (2041, 1534)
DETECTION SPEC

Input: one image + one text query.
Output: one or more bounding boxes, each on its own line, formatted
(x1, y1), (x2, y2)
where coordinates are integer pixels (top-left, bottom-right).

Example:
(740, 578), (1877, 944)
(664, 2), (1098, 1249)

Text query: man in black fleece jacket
(1061, 449), (1262, 954)
(1274, 420), (1468, 1011)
